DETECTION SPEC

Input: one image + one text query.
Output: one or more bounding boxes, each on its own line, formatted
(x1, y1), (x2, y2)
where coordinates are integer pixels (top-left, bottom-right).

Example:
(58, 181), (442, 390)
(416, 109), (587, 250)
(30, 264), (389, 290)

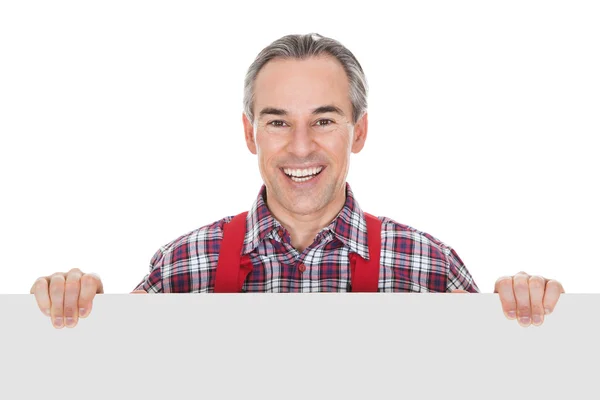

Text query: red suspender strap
(214, 212), (251, 293)
(350, 213), (382, 292)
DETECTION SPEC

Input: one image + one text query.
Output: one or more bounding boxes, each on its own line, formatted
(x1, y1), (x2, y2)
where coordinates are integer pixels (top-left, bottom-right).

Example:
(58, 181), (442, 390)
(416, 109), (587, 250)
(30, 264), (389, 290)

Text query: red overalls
(214, 211), (382, 292)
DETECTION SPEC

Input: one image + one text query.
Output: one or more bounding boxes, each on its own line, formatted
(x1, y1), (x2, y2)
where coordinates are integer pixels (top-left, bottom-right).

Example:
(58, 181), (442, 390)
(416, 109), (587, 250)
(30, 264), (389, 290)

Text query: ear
(351, 112), (368, 154)
(243, 113), (257, 155)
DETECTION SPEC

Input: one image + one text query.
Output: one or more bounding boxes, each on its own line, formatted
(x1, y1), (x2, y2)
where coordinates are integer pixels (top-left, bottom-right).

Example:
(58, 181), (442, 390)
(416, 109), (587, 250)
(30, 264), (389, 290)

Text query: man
(30, 33), (564, 329)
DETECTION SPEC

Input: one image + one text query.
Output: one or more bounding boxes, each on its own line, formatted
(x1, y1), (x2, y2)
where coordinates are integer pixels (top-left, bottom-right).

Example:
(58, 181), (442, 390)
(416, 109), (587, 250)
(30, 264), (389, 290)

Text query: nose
(285, 123), (317, 158)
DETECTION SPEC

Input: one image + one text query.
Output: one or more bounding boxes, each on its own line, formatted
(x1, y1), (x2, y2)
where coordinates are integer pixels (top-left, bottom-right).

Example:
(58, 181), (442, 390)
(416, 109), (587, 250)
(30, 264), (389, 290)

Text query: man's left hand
(494, 271), (564, 327)
(451, 272), (564, 327)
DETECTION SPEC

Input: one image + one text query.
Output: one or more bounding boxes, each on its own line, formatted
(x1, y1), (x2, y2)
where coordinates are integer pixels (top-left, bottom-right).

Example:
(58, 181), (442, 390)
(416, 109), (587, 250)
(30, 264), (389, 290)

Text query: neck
(266, 186), (347, 253)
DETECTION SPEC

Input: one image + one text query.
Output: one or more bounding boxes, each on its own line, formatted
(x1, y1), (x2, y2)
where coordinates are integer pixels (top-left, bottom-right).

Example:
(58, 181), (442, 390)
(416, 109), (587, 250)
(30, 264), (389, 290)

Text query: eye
(268, 120), (288, 127)
(315, 119), (334, 127)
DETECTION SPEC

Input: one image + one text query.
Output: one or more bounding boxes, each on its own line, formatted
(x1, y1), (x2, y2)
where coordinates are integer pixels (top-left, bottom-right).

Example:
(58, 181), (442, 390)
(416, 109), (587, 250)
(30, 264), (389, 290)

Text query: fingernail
(545, 308), (552, 315)
(43, 309), (51, 317)
(65, 317), (74, 327)
(532, 315), (542, 325)
(519, 316), (530, 325)
(79, 308), (86, 317)
(53, 317), (63, 327)
(507, 311), (516, 319)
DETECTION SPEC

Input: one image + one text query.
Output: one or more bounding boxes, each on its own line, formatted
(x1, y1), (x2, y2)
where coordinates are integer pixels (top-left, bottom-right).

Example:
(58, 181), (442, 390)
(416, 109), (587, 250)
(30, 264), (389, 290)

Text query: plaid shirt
(133, 184), (479, 293)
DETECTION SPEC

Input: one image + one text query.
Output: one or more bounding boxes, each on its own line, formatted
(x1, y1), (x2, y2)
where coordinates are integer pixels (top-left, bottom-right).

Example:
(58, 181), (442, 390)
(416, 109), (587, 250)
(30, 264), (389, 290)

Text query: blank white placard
(0, 293), (597, 399)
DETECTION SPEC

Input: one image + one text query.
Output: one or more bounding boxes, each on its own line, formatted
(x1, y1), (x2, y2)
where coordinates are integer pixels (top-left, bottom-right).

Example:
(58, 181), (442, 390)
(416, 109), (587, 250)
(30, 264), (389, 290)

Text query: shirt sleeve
(445, 247), (480, 293)
(131, 247), (164, 293)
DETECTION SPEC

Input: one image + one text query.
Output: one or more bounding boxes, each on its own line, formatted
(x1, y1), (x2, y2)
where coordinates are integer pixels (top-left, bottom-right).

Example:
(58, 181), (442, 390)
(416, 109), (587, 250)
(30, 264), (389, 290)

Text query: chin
(285, 197), (326, 216)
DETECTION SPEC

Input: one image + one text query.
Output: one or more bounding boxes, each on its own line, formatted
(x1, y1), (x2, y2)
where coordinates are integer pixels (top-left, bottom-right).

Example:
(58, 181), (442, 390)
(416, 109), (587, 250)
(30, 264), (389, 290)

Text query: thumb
(451, 289), (469, 293)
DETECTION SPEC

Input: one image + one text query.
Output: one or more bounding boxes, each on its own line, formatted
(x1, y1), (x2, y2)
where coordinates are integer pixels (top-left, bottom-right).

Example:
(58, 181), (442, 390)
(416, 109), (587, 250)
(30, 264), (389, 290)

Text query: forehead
(253, 55), (351, 115)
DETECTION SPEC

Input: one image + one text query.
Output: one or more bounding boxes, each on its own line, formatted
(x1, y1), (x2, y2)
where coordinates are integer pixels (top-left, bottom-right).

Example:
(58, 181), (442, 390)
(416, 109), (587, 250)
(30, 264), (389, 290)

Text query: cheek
(317, 135), (351, 165)
(255, 135), (283, 168)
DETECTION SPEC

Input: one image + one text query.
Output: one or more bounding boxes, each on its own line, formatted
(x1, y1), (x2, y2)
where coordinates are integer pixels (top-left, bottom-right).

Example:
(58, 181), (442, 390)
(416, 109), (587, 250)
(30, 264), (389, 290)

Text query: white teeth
(290, 176), (312, 183)
(283, 166), (323, 177)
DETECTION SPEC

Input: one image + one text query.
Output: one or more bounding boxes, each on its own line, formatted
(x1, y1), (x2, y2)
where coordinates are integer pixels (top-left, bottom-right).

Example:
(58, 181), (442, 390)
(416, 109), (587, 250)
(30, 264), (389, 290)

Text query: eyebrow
(312, 105), (345, 116)
(258, 105), (346, 118)
(259, 107), (287, 117)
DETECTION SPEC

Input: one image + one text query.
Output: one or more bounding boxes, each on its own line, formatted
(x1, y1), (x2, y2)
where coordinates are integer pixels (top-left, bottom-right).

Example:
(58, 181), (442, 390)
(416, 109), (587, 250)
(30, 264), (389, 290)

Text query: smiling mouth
(282, 166), (325, 183)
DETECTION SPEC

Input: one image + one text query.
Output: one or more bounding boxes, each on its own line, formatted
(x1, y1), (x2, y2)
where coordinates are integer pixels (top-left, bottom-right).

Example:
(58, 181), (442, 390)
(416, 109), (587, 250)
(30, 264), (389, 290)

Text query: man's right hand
(30, 268), (104, 329)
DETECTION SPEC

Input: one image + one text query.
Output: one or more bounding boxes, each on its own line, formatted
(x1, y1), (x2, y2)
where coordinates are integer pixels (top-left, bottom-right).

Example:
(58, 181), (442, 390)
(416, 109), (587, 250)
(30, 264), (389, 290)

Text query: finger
(494, 276), (517, 319)
(528, 276), (546, 326)
(78, 273), (103, 318)
(31, 277), (51, 317)
(49, 274), (66, 328)
(513, 273), (532, 327)
(131, 290), (148, 294)
(64, 269), (83, 328)
(543, 279), (565, 315)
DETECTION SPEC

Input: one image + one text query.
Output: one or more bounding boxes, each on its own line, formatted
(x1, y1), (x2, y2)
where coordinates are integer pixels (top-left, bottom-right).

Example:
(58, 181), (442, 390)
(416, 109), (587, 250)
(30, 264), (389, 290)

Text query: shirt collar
(242, 183), (370, 260)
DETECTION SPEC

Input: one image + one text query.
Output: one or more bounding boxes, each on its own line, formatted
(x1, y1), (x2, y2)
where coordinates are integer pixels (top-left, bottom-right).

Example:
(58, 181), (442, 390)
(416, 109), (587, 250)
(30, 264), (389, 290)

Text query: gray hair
(243, 33), (368, 125)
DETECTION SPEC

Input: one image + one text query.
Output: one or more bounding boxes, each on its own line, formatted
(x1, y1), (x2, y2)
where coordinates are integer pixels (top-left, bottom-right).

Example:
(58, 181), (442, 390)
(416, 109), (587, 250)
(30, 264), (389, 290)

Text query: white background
(1, 1), (598, 294)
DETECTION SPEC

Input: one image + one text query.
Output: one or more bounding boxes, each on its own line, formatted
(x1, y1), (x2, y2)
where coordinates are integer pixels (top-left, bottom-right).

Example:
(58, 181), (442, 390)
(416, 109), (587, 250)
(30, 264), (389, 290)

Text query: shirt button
(298, 263), (306, 273)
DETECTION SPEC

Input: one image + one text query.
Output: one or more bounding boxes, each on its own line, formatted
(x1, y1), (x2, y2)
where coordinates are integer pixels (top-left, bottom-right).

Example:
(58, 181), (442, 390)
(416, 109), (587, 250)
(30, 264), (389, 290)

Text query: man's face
(243, 55), (367, 217)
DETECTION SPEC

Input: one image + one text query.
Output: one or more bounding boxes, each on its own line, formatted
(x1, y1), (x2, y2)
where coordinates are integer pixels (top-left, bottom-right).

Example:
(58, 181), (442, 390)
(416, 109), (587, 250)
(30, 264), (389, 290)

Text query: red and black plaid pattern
(133, 184), (479, 293)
